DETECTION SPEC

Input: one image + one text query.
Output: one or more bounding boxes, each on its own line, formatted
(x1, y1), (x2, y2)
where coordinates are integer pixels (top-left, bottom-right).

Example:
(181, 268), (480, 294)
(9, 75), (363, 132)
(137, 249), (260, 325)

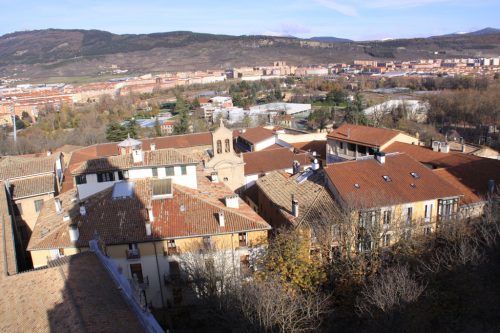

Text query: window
(238, 232), (247, 247)
(75, 175), (87, 185)
(438, 198), (458, 221)
(97, 172), (115, 183)
(383, 210), (391, 225)
(358, 235), (373, 252)
(152, 167), (158, 177)
(180, 166), (187, 175)
(403, 229), (412, 241)
(130, 263), (144, 283)
(203, 236), (212, 249)
(58, 248), (65, 256)
(406, 207), (413, 225)
(424, 226), (432, 236)
(167, 239), (177, 254)
(34, 199), (44, 213)
(424, 203), (433, 222)
(339, 141), (344, 150)
(383, 234), (391, 247)
(118, 171), (125, 180)
(216, 140), (222, 154)
(382, 175), (392, 182)
(359, 210), (378, 229)
(127, 243), (140, 259)
(225, 139), (231, 153)
(165, 166), (175, 176)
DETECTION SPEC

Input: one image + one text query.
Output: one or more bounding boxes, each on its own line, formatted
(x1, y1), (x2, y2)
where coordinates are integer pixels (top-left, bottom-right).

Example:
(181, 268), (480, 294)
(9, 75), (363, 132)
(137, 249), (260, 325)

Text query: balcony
(126, 248), (141, 260)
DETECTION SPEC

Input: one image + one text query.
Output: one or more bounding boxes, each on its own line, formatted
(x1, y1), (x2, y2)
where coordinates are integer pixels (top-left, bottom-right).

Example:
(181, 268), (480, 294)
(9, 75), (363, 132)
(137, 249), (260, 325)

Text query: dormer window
(410, 172), (420, 179)
(382, 175), (392, 182)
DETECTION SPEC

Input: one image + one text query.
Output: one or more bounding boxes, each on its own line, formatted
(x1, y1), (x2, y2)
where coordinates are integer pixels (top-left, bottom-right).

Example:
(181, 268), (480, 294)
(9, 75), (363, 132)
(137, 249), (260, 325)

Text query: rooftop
(71, 148), (198, 175)
(243, 147), (311, 176)
(8, 174), (56, 199)
(327, 124), (412, 148)
(0, 252), (145, 333)
(29, 177), (270, 250)
(235, 127), (275, 145)
(325, 153), (463, 209)
(0, 154), (58, 180)
(256, 170), (339, 227)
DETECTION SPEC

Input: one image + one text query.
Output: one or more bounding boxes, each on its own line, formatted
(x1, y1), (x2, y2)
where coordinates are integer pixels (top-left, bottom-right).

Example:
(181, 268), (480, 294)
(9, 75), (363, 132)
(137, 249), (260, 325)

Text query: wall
(380, 133), (419, 150)
(254, 136), (277, 151)
(15, 192), (55, 231)
(30, 247), (79, 268)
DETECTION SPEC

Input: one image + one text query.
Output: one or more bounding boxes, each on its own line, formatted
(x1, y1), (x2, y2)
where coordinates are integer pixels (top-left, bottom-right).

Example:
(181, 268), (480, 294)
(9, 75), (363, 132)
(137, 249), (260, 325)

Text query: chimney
(145, 221), (152, 236)
(218, 211), (225, 227)
(150, 143), (156, 151)
(54, 198), (62, 214)
(311, 159), (320, 171)
(440, 142), (450, 153)
(69, 224), (79, 242)
(224, 195), (239, 209)
(292, 160), (301, 174)
(132, 147), (143, 163)
(488, 179), (496, 194)
(291, 195), (299, 217)
(375, 151), (386, 164)
(210, 172), (219, 182)
(79, 205), (87, 216)
(147, 206), (155, 222)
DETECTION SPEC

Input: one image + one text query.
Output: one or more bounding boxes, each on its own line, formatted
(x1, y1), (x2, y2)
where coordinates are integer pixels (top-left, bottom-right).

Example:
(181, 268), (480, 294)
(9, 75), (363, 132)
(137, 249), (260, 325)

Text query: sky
(0, 0), (498, 40)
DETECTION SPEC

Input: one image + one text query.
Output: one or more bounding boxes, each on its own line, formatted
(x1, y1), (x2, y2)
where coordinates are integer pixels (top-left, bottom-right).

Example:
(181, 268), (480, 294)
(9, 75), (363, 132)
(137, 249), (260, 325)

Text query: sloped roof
(9, 174), (55, 199)
(256, 170), (340, 227)
(433, 158), (500, 205)
(327, 124), (412, 148)
(0, 252), (144, 333)
(243, 148), (311, 176)
(29, 177), (270, 250)
(384, 141), (482, 168)
(236, 127), (275, 145)
(325, 153), (463, 209)
(0, 154), (56, 180)
(291, 140), (327, 158)
(71, 148), (198, 175)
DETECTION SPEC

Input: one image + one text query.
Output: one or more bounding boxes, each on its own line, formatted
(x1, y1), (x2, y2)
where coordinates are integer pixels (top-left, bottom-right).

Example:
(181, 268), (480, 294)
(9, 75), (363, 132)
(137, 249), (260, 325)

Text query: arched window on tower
(225, 139), (231, 153)
(217, 140), (222, 154)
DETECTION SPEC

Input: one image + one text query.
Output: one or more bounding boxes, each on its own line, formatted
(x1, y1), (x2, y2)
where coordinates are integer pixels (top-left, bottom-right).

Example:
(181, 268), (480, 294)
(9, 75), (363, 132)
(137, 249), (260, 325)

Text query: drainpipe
(152, 241), (166, 324)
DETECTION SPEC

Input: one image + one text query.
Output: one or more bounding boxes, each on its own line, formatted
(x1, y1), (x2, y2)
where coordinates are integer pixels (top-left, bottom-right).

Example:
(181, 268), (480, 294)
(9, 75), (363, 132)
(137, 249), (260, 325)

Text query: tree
(261, 229), (327, 292)
(344, 91), (367, 125)
(105, 122), (129, 141)
(153, 117), (162, 137)
(307, 108), (331, 131)
(173, 97), (190, 134)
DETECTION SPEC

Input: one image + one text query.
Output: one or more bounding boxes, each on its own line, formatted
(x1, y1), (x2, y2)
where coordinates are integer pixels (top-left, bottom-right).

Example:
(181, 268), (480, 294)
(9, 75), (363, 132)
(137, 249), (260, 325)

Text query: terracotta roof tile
(0, 154), (57, 180)
(0, 252), (145, 332)
(327, 124), (410, 148)
(433, 158), (500, 205)
(243, 148), (311, 176)
(325, 153), (463, 209)
(29, 177), (270, 250)
(71, 149), (198, 175)
(9, 174), (55, 199)
(235, 127), (275, 145)
(256, 170), (339, 227)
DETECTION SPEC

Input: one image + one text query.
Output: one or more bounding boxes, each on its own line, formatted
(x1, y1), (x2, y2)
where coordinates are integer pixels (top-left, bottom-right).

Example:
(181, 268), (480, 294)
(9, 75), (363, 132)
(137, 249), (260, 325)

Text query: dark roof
(327, 124), (414, 148)
(433, 158), (500, 205)
(325, 153), (463, 209)
(0, 252), (145, 332)
(243, 147), (310, 176)
(291, 140), (327, 158)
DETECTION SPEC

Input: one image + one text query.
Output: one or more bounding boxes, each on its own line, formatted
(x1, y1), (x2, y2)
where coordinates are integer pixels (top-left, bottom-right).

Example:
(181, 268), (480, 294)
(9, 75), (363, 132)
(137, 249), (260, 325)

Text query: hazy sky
(0, 0), (498, 40)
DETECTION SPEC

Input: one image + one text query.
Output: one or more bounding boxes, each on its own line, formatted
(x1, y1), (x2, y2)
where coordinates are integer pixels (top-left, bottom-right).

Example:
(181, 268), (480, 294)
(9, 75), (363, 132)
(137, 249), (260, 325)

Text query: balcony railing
(126, 248), (141, 260)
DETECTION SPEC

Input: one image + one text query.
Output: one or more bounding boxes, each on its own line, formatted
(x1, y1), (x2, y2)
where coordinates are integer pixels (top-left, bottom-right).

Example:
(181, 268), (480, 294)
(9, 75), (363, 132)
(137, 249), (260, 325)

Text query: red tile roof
(327, 124), (412, 148)
(325, 153), (463, 209)
(29, 177), (270, 250)
(291, 140), (327, 158)
(0, 154), (57, 180)
(9, 174), (55, 199)
(243, 147), (311, 176)
(235, 127), (275, 145)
